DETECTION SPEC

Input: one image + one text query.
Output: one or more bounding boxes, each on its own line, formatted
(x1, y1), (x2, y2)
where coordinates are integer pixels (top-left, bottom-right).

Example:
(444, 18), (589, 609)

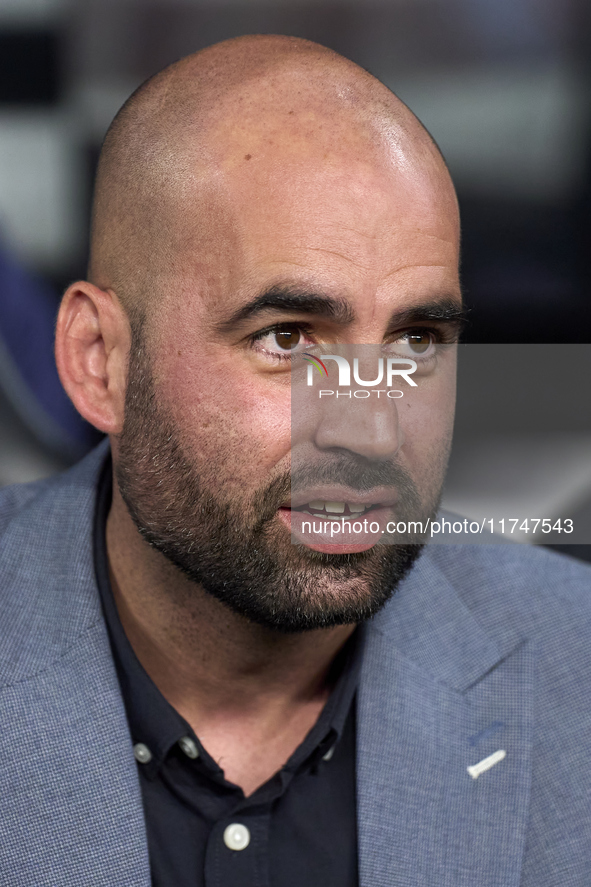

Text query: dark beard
(115, 325), (431, 633)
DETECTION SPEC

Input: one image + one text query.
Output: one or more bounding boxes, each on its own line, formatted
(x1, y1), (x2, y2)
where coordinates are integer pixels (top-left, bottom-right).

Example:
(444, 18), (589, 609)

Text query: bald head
(88, 34), (456, 321)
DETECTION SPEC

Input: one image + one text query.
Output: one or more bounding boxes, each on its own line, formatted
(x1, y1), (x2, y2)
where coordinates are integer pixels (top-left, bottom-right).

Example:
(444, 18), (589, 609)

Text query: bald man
(0, 35), (590, 887)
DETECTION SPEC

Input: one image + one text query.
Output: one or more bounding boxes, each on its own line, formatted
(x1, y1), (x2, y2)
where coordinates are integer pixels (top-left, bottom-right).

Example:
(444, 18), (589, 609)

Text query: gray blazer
(0, 440), (590, 886)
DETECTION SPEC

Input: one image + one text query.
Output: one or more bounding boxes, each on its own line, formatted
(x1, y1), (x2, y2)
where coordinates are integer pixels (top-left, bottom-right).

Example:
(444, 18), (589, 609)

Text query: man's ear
(55, 281), (131, 434)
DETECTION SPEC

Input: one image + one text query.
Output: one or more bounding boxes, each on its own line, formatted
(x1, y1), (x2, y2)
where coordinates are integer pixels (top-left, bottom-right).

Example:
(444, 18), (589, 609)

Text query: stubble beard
(115, 325), (442, 633)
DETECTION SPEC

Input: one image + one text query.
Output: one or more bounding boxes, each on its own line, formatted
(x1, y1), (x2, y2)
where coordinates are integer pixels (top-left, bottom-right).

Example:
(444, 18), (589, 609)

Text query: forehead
(157, 104), (460, 331)
(239, 155), (452, 260)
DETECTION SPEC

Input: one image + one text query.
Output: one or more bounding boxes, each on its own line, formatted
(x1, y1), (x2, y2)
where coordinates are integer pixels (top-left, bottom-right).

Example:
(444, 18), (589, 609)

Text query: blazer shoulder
(0, 474), (58, 535)
(0, 440), (109, 537)
(0, 441), (110, 685)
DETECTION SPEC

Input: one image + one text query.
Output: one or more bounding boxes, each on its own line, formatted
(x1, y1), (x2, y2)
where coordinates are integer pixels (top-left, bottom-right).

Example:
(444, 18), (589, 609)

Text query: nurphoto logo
(302, 352), (417, 398)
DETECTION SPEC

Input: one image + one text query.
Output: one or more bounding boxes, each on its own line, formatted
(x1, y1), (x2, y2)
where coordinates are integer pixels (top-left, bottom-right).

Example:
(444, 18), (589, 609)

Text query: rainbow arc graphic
(302, 353), (328, 377)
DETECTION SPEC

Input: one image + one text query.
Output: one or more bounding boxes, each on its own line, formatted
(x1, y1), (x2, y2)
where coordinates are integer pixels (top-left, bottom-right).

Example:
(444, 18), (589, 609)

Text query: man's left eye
(399, 331), (434, 354)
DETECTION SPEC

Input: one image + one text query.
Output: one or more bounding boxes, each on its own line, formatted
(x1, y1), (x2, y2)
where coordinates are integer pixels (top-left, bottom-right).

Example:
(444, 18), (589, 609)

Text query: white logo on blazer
(467, 749), (507, 779)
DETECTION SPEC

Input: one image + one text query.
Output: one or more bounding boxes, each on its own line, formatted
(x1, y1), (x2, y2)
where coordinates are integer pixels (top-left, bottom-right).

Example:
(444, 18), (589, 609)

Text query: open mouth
(291, 500), (381, 519)
(277, 495), (395, 554)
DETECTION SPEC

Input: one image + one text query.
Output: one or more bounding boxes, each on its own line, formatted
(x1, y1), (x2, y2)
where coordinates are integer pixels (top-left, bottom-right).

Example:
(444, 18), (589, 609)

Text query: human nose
(313, 391), (404, 460)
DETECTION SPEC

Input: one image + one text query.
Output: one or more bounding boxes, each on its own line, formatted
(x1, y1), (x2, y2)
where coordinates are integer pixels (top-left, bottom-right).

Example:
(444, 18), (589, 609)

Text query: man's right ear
(55, 281), (131, 435)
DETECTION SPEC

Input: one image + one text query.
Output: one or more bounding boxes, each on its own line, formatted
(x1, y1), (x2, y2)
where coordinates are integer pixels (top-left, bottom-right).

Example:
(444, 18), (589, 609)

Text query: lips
(277, 490), (397, 554)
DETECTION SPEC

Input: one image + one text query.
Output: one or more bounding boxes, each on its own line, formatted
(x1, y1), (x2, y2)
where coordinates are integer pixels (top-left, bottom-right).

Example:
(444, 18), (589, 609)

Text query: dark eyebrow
(385, 299), (468, 333)
(215, 286), (355, 332)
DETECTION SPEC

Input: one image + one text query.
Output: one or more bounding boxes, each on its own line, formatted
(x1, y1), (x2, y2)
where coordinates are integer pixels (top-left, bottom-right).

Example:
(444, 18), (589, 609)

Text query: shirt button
(133, 743), (153, 764)
(178, 736), (200, 759)
(223, 823), (251, 851)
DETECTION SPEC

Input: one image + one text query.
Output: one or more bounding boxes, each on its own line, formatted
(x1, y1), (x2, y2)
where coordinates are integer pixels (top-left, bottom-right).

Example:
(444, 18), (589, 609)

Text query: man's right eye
(249, 323), (314, 362)
(273, 328), (304, 350)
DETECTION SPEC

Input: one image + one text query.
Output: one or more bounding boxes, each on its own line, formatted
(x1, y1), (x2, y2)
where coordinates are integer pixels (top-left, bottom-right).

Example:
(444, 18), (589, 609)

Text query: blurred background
(0, 0), (590, 556)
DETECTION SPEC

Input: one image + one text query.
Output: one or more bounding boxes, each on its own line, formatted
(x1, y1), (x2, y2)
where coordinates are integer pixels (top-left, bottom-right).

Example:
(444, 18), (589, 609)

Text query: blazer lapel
(356, 552), (533, 887)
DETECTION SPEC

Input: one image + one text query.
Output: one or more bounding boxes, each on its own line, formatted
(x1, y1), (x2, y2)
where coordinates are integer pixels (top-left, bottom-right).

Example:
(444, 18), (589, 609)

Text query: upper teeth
(308, 501), (370, 513)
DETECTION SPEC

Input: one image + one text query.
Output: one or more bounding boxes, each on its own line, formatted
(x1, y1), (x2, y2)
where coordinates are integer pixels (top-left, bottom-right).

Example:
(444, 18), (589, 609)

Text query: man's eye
(250, 324), (312, 361)
(273, 327), (303, 350)
(386, 329), (436, 357)
(402, 331), (433, 354)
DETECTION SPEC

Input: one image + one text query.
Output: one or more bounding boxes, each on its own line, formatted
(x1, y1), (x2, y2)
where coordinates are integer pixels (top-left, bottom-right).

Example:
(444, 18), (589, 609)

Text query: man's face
(115, 112), (461, 632)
